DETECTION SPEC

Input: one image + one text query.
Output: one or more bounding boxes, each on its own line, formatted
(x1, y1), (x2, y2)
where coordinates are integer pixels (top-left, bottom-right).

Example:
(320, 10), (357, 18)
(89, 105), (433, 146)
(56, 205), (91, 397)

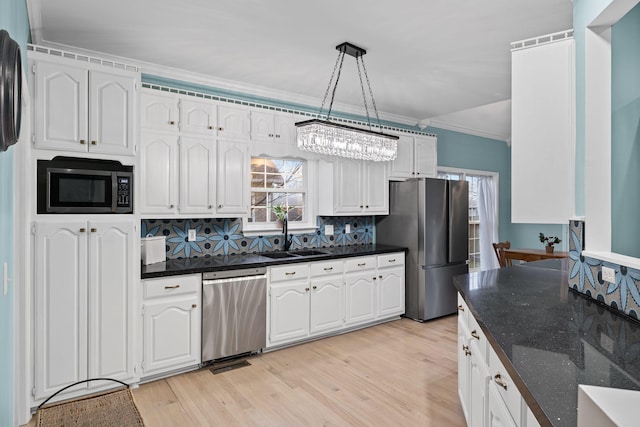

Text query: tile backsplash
(568, 219), (640, 321)
(141, 216), (375, 259)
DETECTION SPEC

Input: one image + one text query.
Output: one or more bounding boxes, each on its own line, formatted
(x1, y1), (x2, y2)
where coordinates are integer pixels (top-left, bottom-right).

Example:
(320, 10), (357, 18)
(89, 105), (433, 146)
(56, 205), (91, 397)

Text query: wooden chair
(492, 241), (511, 268)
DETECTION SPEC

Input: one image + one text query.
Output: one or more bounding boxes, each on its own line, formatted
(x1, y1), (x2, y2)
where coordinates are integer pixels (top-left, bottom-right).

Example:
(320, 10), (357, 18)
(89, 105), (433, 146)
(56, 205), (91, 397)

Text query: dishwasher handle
(202, 274), (267, 286)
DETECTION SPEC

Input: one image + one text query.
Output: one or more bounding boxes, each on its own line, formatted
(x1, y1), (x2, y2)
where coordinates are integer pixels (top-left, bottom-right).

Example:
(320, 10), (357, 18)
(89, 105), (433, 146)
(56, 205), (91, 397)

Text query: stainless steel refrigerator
(376, 178), (468, 321)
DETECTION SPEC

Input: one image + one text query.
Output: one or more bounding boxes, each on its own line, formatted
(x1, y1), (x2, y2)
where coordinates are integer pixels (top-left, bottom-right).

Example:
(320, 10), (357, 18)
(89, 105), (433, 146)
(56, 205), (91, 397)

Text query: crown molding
(25, 0), (43, 44)
(32, 40), (420, 128)
(428, 119), (510, 145)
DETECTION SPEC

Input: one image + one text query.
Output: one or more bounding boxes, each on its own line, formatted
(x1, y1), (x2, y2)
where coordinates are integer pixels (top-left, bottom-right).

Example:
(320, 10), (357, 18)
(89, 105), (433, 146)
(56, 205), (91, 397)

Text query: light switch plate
(345, 224), (351, 233)
(602, 266), (615, 283)
(325, 224), (334, 236)
(188, 229), (196, 241)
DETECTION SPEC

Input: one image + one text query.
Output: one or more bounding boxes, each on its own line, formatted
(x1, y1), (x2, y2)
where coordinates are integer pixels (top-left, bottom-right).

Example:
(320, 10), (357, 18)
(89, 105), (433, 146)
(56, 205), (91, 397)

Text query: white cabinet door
(34, 60), (88, 152)
(345, 271), (376, 326)
(217, 104), (250, 139)
(335, 159), (364, 214)
(87, 220), (135, 382)
(142, 297), (200, 374)
(269, 282), (310, 345)
(414, 135), (437, 177)
(469, 339), (490, 427)
(140, 91), (179, 133)
(390, 135), (414, 178)
(216, 139), (249, 215)
(34, 221), (88, 400)
(179, 136), (216, 214)
(140, 132), (179, 214)
(511, 38), (575, 224)
(458, 317), (471, 424)
(274, 114), (297, 145)
(488, 384), (517, 427)
(309, 277), (344, 335)
(179, 98), (217, 136)
(88, 70), (136, 155)
(378, 266), (404, 318)
(250, 110), (275, 143)
(364, 161), (389, 214)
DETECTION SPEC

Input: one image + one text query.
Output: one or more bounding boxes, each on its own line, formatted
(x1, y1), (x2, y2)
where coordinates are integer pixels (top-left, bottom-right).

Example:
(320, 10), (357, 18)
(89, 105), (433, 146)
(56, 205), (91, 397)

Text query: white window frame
(243, 157), (318, 236)
(438, 166), (499, 272)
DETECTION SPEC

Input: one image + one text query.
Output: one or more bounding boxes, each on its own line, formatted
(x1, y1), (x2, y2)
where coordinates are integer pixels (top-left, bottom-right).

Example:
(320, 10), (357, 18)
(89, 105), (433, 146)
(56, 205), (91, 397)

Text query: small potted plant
(272, 204), (288, 228)
(539, 233), (561, 253)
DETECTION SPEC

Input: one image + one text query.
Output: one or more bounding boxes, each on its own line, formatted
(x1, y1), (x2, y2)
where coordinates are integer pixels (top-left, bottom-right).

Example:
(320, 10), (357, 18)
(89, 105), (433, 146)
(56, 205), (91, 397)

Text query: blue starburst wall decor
(141, 216), (376, 259)
(568, 219), (640, 320)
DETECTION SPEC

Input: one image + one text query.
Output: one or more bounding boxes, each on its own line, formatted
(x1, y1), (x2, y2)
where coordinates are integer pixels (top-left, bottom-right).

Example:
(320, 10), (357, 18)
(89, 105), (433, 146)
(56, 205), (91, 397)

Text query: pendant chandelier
(296, 42), (398, 162)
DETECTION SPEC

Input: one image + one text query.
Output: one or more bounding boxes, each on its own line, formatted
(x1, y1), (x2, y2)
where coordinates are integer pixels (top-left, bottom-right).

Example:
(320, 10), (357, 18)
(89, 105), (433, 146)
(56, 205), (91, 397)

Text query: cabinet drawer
(310, 260), (344, 277)
(457, 293), (469, 325)
(345, 256), (376, 272)
(143, 274), (201, 299)
(270, 263), (310, 283)
(377, 252), (405, 268)
(489, 347), (522, 423)
(468, 312), (487, 364)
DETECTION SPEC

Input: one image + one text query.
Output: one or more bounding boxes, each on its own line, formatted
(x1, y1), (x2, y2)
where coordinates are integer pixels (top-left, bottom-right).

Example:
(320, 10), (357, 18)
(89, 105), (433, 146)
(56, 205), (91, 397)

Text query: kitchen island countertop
(141, 244), (407, 279)
(454, 259), (640, 426)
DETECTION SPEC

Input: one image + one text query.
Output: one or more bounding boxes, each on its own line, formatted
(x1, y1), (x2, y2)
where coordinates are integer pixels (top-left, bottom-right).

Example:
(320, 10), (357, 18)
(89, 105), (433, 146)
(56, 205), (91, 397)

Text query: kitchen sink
(260, 252), (300, 259)
(260, 249), (328, 259)
(290, 249), (328, 257)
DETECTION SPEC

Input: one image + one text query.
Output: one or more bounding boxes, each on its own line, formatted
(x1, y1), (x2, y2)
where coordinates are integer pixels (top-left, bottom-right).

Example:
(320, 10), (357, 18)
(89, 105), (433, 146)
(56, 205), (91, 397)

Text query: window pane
(251, 192), (268, 207)
(288, 207), (303, 222)
(270, 193), (287, 207)
(251, 173), (265, 188)
(251, 208), (267, 222)
(266, 173), (285, 188)
(287, 193), (303, 206)
(250, 158), (266, 172)
(286, 175), (304, 190)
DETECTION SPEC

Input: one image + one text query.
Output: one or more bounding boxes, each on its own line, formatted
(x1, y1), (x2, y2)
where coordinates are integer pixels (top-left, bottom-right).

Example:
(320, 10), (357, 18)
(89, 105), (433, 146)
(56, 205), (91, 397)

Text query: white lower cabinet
(458, 293), (538, 427)
(267, 253), (404, 348)
(34, 219), (136, 401)
(141, 274), (201, 377)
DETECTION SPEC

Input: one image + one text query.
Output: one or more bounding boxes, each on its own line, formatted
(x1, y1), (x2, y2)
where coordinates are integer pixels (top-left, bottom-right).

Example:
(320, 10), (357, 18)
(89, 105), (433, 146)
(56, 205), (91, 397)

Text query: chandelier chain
(356, 57), (372, 131)
(360, 56), (382, 129)
(318, 50), (345, 120)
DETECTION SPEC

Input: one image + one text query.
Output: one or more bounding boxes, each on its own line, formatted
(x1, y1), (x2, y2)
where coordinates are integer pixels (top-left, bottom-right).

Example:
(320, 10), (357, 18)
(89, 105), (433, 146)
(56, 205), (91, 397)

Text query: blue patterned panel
(141, 215), (375, 259)
(568, 219), (640, 321)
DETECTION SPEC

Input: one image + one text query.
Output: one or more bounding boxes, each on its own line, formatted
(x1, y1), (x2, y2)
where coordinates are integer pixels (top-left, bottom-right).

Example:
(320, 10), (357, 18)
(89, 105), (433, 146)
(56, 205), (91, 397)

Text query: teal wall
(432, 127), (564, 250)
(0, 0), (29, 425)
(611, 3), (640, 257)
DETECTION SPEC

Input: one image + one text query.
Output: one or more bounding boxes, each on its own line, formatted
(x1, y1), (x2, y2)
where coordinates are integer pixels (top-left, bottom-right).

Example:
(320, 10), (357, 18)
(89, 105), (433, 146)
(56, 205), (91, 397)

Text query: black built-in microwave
(37, 157), (133, 214)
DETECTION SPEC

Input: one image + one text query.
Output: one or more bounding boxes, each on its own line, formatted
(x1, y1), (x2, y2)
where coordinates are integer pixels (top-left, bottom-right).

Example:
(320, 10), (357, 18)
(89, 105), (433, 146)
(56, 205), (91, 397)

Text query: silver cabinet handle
(357, 263), (366, 267)
(323, 267), (333, 271)
(285, 272), (296, 276)
(494, 374), (508, 390)
(471, 330), (480, 340)
(165, 285), (180, 289)
(457, 305), (465, 312)
(388, 259), (396, 263)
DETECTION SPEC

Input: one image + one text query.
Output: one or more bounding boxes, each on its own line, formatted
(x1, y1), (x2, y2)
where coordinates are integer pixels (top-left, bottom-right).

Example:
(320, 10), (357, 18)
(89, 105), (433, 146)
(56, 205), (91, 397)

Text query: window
(249, 157), (306, 225)
(438, 169), (498, 272)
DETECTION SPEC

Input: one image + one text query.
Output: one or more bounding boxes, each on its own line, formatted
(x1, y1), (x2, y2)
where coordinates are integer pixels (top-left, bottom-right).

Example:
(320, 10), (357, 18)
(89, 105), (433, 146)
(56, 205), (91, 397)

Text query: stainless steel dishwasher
(201, 267), (267, 363)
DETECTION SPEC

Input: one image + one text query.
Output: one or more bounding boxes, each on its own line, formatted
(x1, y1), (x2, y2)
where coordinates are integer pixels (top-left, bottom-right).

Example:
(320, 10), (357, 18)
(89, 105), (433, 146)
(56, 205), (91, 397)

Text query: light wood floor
(132, 315), (465, 426)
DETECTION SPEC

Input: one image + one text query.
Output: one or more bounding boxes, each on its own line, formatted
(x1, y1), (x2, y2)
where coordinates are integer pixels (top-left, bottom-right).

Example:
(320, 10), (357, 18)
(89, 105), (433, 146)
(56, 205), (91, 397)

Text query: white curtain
(477, 176), (499, 270)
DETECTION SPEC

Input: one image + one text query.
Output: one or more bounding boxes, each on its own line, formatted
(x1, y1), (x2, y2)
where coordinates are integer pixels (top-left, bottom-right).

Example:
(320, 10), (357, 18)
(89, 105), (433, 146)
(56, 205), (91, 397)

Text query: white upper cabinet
(139, 131), (179, 214)
(179, 136), (216, 214)
(250, 110), (297, 144)
(511, 35), (575, 223)
(32, 57), (137, 155)
(217, 104), (250, 140)
(390, 135), (437, 180)
(140, 91), (180, 133)
(318, 159), (389, 216)
(179, 97), (217, 136)
(216, 139), (249, 215)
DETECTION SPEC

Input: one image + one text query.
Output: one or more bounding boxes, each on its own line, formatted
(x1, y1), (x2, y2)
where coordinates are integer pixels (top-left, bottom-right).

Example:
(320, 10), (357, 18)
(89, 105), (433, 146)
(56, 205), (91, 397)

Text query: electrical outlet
(325, 225), (334, 236)
(188, 229), (197, 242)
(602, 266), (616, 283)
(345, 224), (351, 233)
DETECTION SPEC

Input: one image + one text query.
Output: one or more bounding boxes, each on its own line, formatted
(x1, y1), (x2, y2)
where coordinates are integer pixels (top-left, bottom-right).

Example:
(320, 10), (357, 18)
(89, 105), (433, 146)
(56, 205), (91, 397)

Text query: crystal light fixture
(296, 42), (398, 162)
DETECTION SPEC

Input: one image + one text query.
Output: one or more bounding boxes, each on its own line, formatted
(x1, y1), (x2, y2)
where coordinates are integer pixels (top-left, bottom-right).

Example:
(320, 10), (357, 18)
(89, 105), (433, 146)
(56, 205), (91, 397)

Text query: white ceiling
(26, 0), (573, 142)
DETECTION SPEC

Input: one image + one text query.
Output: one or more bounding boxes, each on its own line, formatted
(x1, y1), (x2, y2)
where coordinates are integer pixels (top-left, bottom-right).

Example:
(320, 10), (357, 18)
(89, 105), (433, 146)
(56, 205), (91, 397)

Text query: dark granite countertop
(454, 260), (640, 427)
(141, 244), (407, 279)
